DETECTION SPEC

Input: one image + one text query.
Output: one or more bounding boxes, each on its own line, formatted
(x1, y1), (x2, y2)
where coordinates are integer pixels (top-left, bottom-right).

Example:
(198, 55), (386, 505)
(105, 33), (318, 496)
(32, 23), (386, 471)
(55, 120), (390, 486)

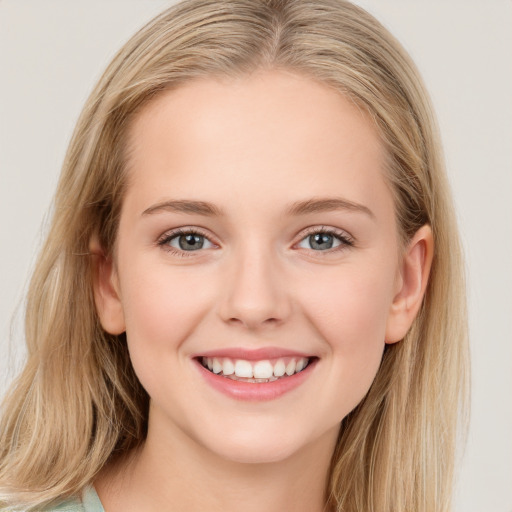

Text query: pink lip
(193, 346), (313, 361)
(193, 357), (318, 402)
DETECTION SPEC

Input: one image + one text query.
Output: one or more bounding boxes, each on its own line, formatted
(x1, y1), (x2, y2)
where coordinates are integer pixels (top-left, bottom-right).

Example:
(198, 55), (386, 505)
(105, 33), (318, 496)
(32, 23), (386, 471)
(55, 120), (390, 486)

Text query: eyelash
(157, 227), (214, 258)
(156, 226), (355, 258)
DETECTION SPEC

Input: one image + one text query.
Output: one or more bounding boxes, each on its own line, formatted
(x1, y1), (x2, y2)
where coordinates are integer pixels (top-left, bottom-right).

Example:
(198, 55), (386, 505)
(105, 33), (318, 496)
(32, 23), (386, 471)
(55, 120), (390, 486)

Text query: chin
(195, 422), (315, 465)
(212, 442), (299, 465)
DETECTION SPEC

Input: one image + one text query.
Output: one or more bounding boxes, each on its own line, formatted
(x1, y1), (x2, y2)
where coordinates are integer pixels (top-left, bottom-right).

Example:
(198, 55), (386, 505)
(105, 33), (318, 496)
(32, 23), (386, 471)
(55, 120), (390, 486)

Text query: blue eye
(158, 226), (354, 257)
(158, 229), (214, 254)
(297, 228), (354, 252)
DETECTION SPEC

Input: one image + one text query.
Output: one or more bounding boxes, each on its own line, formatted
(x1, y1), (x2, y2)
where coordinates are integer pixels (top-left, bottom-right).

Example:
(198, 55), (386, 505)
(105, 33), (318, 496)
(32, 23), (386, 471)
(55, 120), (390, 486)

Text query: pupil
(179, 234), (204, 251)
(311, 233), (333, 250)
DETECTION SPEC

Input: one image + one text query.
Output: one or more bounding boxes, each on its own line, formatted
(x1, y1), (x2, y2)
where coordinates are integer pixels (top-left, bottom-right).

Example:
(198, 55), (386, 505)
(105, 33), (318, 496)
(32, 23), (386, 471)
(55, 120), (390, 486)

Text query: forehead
(123, 69), (391, 219)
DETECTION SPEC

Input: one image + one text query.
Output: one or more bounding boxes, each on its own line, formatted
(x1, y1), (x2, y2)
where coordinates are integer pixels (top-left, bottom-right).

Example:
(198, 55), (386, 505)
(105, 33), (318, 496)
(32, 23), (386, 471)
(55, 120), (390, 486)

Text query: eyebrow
(142, 197), (375, 219)
(286, 197), (375, 219)
(142, 200), (223, 217)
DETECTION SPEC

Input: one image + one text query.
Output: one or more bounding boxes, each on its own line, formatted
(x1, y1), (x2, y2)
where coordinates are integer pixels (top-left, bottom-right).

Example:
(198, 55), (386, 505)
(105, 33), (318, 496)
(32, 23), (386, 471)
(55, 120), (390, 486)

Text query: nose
(217, 243), (292, 330)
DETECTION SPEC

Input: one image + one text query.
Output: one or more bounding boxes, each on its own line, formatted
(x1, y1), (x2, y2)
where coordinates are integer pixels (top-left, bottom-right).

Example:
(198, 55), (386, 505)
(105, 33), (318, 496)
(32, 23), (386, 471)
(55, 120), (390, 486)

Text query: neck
(96, 413), (338, 512)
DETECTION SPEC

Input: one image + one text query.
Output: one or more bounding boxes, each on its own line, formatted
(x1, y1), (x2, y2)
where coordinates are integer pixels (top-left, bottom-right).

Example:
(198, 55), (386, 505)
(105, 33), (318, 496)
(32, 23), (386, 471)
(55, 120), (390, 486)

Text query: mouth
(196, 355), (316, 383)
(192, 347), (318, 401)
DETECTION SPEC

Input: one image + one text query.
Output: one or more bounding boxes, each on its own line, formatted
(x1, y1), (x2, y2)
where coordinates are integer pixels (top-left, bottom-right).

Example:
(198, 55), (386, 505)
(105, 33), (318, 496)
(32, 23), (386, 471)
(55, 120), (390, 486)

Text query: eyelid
(295, 225), (355, 249)
(156, 226), (218, 257)
(157, 226), (213, 244)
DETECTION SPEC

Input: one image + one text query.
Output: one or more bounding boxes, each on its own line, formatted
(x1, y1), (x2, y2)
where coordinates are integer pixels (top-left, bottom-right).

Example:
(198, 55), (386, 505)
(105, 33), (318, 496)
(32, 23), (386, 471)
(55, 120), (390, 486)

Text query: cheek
(117, 260), (214, 384)
(301, 264), (394, 347)
(295, 261), (395, 405)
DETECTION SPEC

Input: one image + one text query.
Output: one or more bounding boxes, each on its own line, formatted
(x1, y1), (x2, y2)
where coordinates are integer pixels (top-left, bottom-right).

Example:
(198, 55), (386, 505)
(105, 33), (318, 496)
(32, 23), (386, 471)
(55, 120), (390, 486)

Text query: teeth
(285, 360), (296, 376)
(273, 359), (286, 377)
(201, 356), (311, 380)
(222, 359), (235, 375)
(253, 360), (273, 379)
(234, 360), (253, 378)
(212, 358), (222, 374)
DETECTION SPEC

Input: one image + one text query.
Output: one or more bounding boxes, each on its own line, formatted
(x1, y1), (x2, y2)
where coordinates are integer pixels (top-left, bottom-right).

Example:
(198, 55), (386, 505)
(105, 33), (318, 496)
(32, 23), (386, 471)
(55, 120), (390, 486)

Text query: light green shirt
(47, 487), (104, 512)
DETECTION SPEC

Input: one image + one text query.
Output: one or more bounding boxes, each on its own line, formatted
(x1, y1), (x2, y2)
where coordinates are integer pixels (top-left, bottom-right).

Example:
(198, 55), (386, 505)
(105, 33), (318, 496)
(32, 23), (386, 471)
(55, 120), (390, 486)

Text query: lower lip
(194, 358), (317, 402)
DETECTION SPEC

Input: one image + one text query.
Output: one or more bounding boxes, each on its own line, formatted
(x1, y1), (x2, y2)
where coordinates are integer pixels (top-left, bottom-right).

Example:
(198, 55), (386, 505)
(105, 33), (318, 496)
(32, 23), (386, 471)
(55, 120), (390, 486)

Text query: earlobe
(89, 237), (126, 335)
(385, 224), (434, 344)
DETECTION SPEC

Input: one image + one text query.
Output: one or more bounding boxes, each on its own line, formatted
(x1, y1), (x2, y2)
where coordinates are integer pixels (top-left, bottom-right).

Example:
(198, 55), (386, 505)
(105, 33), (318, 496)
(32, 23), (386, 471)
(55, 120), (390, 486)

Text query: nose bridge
(218, 236), (291, 329)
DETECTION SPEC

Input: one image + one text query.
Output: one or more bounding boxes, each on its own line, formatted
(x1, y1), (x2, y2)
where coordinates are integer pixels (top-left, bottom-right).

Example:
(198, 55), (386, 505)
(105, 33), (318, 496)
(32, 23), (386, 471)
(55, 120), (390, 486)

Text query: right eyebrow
(142, 200), (224, 217)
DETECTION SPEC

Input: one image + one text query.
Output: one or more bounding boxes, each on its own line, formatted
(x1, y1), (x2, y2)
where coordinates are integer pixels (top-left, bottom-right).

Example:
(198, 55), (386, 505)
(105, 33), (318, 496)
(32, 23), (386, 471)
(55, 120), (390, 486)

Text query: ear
(90, 236), (126, 335)
(385, 224), (434, 344)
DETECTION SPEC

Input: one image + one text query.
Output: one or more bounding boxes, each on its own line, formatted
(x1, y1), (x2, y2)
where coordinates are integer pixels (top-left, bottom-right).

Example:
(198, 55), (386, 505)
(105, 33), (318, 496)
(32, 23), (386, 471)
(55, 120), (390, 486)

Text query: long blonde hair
(0, 1), (469, 510)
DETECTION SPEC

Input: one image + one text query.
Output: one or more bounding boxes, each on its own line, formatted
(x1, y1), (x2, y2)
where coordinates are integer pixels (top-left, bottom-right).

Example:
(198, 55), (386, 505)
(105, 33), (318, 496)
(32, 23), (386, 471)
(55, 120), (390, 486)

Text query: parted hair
(0, 1), (469, 510)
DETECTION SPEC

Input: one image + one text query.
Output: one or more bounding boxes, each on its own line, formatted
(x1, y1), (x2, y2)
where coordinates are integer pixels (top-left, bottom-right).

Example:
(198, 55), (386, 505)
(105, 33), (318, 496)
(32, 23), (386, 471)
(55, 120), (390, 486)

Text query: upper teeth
(202, 357), (310, 379)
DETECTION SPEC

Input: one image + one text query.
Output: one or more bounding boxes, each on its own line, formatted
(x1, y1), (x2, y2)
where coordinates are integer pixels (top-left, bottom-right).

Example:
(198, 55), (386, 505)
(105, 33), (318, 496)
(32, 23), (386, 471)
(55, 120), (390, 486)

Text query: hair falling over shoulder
(0, 1), (469, 510)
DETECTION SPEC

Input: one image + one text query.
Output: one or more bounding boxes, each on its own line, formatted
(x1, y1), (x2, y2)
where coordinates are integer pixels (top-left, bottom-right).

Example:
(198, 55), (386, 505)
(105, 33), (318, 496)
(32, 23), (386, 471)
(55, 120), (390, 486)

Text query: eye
(296, 227), (354, 252)
(157, 228), (215, 255)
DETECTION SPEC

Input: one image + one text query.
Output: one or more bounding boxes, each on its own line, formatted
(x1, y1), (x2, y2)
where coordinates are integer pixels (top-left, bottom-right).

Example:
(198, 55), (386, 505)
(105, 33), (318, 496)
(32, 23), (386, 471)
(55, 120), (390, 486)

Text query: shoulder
(45, 498), (84, 512)
(44, 486), (103, 512)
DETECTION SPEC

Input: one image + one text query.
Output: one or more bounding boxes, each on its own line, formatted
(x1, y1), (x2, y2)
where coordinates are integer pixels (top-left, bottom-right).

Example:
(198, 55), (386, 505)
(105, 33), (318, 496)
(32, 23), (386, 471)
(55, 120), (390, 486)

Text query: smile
(193, 350), (318, 401)
(200, 356), (311, 382)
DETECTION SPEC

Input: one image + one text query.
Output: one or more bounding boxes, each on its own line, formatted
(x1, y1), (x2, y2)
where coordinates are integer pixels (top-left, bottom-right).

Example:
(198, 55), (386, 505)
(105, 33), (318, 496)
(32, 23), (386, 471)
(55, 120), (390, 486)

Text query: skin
(92, 69), (433, 512)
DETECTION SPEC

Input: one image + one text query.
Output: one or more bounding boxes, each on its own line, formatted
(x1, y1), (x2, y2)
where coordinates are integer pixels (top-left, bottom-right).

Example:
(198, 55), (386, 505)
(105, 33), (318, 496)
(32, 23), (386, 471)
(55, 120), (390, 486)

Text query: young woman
(0, 1), (469, 511)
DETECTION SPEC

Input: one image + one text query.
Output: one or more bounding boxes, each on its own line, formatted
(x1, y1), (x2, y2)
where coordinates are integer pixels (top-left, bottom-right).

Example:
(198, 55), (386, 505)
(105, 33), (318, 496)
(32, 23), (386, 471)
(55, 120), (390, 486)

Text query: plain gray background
(1, 1), (511, 511)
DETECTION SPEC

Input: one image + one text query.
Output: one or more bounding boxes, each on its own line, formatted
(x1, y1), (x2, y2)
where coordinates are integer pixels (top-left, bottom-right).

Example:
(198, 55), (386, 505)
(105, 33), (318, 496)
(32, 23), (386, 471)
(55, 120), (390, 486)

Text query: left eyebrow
(285, 197), (375, 220)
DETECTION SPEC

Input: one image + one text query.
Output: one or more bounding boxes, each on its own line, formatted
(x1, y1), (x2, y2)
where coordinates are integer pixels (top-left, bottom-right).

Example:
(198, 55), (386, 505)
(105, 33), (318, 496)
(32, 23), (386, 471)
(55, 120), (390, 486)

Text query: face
(96, 69), (420, 465)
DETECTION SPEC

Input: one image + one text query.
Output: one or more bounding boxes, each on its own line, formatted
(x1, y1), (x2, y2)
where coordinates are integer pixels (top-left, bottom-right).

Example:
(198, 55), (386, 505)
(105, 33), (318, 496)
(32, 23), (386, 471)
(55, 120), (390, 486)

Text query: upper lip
(193, 346), (314, 361)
